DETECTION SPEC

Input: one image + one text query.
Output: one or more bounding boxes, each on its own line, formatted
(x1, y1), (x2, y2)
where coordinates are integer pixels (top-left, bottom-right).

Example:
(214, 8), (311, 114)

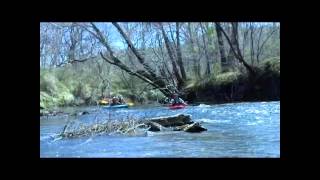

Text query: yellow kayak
(127, 102), (134, 106)
(99, 100), (109, 105)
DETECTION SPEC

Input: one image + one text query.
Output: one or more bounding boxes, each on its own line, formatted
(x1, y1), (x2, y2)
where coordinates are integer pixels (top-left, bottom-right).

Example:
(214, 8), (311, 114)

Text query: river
(40, 101), (280, 158)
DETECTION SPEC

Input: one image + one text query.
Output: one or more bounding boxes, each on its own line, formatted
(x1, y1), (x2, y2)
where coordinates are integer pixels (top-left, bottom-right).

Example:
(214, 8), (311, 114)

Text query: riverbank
(40, 58), (279, 112)
(183, 57), (280, 103)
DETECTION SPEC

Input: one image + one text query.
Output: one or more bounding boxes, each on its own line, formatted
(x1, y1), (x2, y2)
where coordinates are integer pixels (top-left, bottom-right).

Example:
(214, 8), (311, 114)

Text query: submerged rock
(77, 111), (89, 116)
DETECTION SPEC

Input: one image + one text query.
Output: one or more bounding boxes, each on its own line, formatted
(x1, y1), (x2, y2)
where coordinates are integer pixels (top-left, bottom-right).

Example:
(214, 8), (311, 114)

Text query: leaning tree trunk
(159, 23), (184, 90)
(215, 23), (256, 78)
(226, 22), (238, 71)
(89, 23), (172, 97)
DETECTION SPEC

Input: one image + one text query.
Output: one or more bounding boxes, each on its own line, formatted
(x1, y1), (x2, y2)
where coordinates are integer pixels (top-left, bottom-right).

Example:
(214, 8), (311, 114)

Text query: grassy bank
(40, 64), (165, 111)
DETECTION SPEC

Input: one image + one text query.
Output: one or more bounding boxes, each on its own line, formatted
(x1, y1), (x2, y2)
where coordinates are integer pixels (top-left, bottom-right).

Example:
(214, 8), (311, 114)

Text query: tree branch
(100, 52), (171, 96)
(257, 27), (278, 60)
(112, 22), (157, 78)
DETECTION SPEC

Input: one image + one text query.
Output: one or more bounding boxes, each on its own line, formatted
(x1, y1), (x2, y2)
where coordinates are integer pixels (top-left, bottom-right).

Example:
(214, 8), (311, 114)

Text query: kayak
(103, 104), (129, 109)
(127, 102), (134, 106)
(98, 100), (109, 105)
(169, 104), (186, 109)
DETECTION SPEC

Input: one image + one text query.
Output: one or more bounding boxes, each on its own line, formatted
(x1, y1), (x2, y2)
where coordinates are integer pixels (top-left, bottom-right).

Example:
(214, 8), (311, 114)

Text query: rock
(145, 121), (163, 132)
(77, 111), (89, 116)
(183, 122), (207, 133)
(173, 124), (189, 131)
(135, 124), (149, 129)
(141, 114), (208, 133)
(147, 114), (193, 127)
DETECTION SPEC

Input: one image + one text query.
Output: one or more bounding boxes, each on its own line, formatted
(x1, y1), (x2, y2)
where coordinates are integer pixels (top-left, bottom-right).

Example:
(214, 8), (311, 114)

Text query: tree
(87, 23), (173, 97)
(186, 23), (201, 78)
(175, 22), (187, 81)
(226, 22), (239, 70)
(159, 23), (184, 90)
(215, 23), (256, 77)
(215, 22), (228, 72)
(199, 22), (212, 75)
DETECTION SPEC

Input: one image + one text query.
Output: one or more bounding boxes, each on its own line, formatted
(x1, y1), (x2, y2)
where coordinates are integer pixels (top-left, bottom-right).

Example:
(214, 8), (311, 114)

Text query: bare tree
(176, 22), (187, 81)
(87, 23), (172, 96)
(215, 22), (228, 72)
(226, 22), (239, 70)
(200, 22), (211, 75)
(249, 23), (255, 65)
(256, 25), (278, 62)
(187, 23), (201, 78)
(215, 23), (256, 77)
(159, 23), (184, 89)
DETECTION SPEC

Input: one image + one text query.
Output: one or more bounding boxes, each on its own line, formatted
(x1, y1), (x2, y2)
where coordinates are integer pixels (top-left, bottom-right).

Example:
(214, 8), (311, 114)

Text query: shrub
(40, 71), (59, 94)
(260, 57), (280, 75)
(214, 71), (241, 85)
(73, 83), (92, 100)
(40, 91), (57, 109)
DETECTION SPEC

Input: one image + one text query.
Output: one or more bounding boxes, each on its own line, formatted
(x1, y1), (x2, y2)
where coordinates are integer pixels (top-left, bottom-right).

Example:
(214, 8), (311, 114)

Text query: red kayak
(169, 104), (186, 109)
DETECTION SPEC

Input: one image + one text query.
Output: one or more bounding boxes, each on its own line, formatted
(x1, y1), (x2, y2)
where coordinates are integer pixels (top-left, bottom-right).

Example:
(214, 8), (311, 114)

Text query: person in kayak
(169, 93), (187, 106)
(118, 95), (126, 104)
(110, 96), (121, 106)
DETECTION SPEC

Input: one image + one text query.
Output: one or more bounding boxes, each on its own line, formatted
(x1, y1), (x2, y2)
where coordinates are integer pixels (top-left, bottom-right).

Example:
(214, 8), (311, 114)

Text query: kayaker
(110, 96), (121, 106)
(118, 95), (126, 104)
(169, 93), (187, 106)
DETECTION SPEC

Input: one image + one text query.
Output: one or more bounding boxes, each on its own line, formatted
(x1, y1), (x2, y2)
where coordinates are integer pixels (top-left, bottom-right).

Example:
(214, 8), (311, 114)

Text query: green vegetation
(40, 59), (165, 110)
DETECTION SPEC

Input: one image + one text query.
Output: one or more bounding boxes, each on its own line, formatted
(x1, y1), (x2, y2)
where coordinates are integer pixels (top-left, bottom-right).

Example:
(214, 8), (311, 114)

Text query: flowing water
(40, 101), (280, 158)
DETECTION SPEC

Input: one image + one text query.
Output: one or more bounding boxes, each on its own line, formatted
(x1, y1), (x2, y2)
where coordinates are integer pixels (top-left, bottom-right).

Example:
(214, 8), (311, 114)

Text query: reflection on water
(40, 101), (280, 157)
